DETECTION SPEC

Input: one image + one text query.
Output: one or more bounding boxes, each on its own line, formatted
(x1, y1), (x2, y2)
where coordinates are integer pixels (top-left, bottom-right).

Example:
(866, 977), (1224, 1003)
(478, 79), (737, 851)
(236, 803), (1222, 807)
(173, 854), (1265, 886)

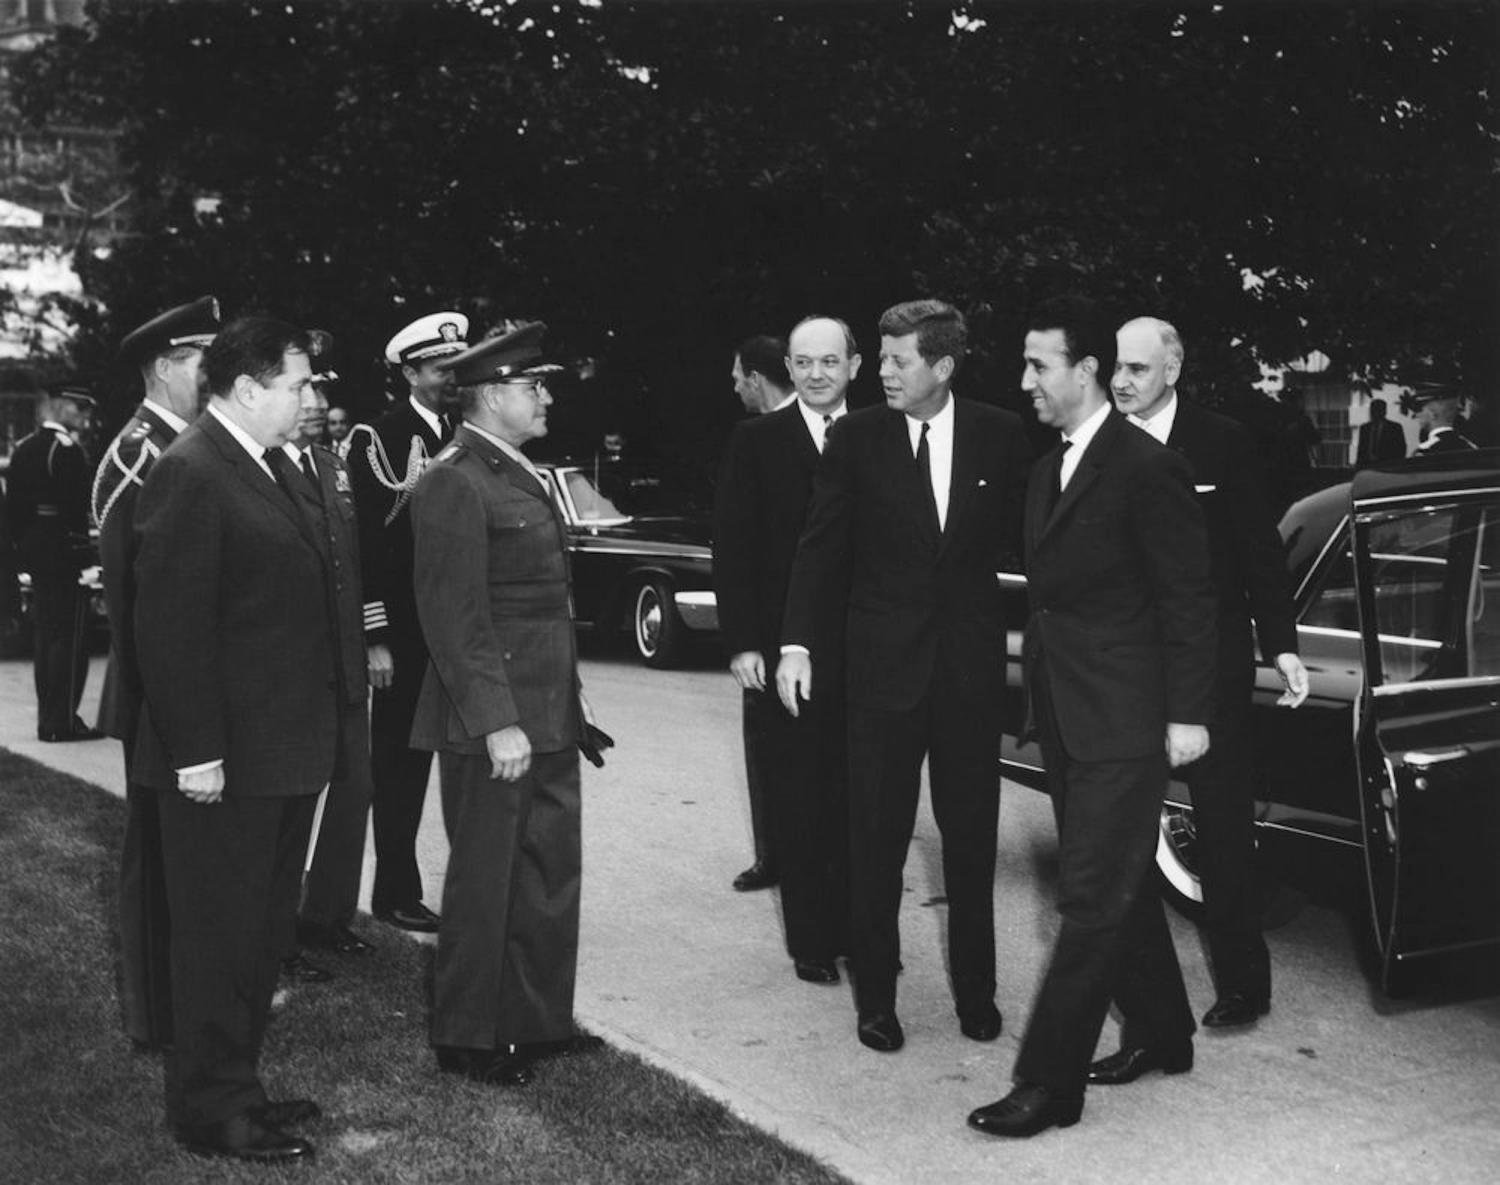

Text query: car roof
(1350, 447), (1500, 504)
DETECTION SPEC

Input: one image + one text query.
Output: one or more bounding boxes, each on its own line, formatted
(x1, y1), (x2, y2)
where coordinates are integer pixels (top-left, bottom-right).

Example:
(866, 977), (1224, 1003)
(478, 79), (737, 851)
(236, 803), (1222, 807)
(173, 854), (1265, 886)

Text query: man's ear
(848, 353), (863, 381)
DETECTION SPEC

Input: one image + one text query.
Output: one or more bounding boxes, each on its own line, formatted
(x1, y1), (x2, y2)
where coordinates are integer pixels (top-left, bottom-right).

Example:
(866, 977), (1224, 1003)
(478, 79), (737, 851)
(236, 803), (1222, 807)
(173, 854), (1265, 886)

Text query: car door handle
(1402, 746), (1469, 768)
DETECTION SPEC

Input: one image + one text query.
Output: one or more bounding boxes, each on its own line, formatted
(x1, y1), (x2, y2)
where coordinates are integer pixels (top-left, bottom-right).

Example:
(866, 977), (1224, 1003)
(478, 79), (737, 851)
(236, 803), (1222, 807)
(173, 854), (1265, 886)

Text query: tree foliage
(10, 0), (1498, 457)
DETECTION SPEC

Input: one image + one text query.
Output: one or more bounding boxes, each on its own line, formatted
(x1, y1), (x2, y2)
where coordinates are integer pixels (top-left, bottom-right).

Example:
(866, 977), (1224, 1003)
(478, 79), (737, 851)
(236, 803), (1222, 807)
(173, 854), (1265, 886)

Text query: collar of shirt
(141, 399), (189, 434)
(905, 393), (956, 528)
(408, 394), (444, 440)
(1128, 391), (1178, 445)
(463, 421), (544, 483)
(770, 390), (798, 412)
(797, 398), (846, 450)
(1059, 400), (1113, 490)
(207, 403), (276, 478)
(282, 442), (314, 474)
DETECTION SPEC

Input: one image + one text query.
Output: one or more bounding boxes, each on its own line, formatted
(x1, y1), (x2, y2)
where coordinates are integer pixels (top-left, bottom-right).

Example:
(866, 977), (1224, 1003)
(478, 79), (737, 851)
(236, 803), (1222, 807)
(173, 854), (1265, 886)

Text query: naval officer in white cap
(342, 311), (469, 933)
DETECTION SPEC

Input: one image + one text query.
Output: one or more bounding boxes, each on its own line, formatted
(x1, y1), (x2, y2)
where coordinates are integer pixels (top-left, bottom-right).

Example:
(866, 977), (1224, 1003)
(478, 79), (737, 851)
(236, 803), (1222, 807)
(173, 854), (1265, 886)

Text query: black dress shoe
(253, 1098), (322, 1127)
(794, 959), (840, 984)
(435, 1045), (534, 1086)
(374, 901), (440, 932)
(1087, 1043), (1193, 1085)
(280, 952), (334, 983)
(515, 1032), (606, 1061)
(175, 1113), (314, 1163)
(959, 1002), (1003, 1042)
(732, 862), (778, 892)
(38, 721), (104, 742)
(298, 920), (375, 955)
(1202, 992), (1270, 1028)
(968, 1084), (1083, 1138)
(856, 1012), (904, 1053)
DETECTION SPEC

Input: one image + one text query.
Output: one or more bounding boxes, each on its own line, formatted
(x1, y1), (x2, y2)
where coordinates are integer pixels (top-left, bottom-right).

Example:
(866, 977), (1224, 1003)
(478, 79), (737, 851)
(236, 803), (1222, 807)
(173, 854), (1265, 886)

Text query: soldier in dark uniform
(411, 322), (602, 1087)
(343, 311), (468, 931)
(1411, 383), (1478, 455)
(5, 383), (101, 742)
(92, 295), (219, 1050)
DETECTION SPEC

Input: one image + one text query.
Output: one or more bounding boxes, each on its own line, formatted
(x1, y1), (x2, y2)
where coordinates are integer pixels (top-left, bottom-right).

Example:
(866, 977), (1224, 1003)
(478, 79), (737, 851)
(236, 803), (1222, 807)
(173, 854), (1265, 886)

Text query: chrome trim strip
(1372, 674), (1500, 697)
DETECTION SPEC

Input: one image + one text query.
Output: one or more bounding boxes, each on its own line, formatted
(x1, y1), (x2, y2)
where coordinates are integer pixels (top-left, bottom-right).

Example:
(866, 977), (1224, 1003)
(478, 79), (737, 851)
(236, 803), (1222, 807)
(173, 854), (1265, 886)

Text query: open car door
(1349, 470), (1500, 993)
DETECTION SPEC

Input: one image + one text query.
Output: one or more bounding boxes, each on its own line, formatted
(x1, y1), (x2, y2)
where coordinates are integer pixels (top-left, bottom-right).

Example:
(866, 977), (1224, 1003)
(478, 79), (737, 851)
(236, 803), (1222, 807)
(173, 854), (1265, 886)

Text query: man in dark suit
(92, 294), (219, 1052)
(778, 299), (1030, 1053)
(281, 335), (378, 965)
(1411, 384), (1478, 455)
(410, 323), (601, 1088)
(1355, 397), (1407, 465)
(344, 312), (469, 932)
(715, 317), (856, 982)
(132, 316), (336, 1163)
(1111, 316), (1309, 1033)
(724, 332), (797, 892)
(4, 383), (100, 742)
(968, 296), (1217, 1138)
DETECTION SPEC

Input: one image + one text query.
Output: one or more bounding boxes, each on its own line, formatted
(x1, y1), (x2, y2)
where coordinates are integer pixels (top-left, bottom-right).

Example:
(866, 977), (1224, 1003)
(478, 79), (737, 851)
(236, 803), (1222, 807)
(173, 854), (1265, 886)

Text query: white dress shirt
(797, 398), (847, 453)
(207, 404), (277, 480)
(409, 394), (444, 440)
(1059, 400), (1113, 491)
(464, 420), (544, 485)
(1127, 391), (1179, 446)
(906, 393), (955, 529)
(141, 398), (189, 434)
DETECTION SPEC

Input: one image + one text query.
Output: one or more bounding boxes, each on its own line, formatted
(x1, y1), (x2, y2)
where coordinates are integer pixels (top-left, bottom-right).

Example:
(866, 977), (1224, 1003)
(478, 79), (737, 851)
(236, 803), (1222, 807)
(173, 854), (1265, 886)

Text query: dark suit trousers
(846, 681), (1001, 1017)
(31, 561), (88, 735)
(300, 701), (375, 929)
(1185, 655), (1270, 1000)
(118, 739), (173, 1047)
(1013, 677), (1194, 1095)
(370, 629), (434, 911)
(157, 789), (316, 1127)
(431, 748), (581, 1049)
(748, 685), (849, 962)
(740, 688), (776, 870)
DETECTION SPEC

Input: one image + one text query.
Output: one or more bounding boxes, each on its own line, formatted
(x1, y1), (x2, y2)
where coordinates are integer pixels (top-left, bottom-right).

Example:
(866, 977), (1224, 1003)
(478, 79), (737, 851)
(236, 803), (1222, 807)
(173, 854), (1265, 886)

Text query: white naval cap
(384, 312), (470, 366)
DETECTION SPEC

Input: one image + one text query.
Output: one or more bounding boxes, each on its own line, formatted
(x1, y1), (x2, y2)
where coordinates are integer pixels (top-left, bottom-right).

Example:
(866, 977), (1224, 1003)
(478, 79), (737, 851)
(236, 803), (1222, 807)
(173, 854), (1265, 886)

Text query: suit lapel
(1036, 411), (1124, 547)
(940, 399), (977, 551)
(886, 410), (941, 549)
(201, 415), (322, 550)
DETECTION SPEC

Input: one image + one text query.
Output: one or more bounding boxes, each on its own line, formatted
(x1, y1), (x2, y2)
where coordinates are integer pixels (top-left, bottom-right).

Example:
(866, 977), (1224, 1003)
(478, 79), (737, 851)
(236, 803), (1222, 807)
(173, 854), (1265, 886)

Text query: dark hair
(1368, 397), (1388, 417)
(736, 334), (791, 389)
(203, 316), (311, 398)
(878, 300), (967, 376)
(1026, 294), (1113, 382)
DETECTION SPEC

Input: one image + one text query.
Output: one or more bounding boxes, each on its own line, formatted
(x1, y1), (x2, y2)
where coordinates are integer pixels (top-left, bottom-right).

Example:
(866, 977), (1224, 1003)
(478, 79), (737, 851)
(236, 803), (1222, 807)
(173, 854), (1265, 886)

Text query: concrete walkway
(4, 653), (1499, 1184)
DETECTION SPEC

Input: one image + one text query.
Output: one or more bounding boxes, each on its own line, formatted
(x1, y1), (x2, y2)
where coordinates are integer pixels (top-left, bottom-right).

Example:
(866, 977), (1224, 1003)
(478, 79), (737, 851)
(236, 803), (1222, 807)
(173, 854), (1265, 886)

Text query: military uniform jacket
(91, 404), (181, 741)
(343, 398), (447, 643)
(408, 426), (581, 756)
(3, 422), (89, 572)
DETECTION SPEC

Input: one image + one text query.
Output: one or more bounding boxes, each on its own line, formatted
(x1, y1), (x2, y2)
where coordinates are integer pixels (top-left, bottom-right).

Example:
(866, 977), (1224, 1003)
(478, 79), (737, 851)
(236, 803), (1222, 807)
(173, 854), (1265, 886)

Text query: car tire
(632, 577), (685, 668)
(1155, 804), (1207, 922)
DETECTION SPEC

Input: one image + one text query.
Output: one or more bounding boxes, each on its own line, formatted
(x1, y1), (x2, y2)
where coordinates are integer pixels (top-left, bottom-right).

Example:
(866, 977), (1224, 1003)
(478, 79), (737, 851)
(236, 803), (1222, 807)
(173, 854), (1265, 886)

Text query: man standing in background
(344, 311), (469, 933)
(715, 317), (857, 983)
(93, 294), (219, 1052)
(1110, 315), (1308, 1038)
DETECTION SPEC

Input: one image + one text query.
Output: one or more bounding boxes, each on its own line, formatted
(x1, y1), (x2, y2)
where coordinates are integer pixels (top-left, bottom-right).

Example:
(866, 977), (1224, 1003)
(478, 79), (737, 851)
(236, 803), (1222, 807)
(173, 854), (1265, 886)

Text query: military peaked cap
(384, 312), (470, 365)
(120, 295), (220, 365)
(437, 321), (563, 387)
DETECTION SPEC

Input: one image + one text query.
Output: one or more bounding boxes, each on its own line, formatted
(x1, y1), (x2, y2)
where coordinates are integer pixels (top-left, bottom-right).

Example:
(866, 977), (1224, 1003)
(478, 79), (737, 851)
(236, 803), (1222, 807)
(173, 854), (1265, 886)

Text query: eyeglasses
(497, 378), (548, 398)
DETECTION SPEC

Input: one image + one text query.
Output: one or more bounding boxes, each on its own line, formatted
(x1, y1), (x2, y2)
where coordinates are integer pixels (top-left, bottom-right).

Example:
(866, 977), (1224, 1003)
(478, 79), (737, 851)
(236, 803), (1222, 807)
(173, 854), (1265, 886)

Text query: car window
(1300, 528), (1359, 635)
(1360, 499), (1500, 686)
(566, 472), (625, 522)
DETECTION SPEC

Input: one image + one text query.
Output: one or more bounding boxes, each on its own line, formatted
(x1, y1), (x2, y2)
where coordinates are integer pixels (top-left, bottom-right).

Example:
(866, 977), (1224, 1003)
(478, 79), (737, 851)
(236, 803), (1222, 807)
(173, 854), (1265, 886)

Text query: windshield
(560, 463), (705, 523)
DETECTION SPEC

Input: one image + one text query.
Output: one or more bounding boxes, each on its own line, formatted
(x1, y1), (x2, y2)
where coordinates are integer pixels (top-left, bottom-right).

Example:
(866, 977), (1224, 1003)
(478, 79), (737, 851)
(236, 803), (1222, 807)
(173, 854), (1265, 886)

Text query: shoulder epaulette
(433, 441), (467, 465)
(91, 430), (161, 529)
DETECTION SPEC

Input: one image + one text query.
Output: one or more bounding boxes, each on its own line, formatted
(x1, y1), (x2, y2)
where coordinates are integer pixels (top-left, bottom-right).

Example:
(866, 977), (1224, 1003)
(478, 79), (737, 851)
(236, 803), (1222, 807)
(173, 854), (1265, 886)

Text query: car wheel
(632, 578), (685, 668)
(1155, 804), (1207, 921)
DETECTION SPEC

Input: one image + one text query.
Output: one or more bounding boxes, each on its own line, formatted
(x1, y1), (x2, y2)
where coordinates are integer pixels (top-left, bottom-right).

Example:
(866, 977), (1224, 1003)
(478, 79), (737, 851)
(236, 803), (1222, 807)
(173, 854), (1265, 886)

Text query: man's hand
(1274, 652), (1310, 708)
(177, 765), (225, 804)
(1165, 722), (1210, 768)
(729, 650), (766, 692)
(368, 642), (394, 690)
(486, 725), (532, 782)
(775, 652), (812, 717)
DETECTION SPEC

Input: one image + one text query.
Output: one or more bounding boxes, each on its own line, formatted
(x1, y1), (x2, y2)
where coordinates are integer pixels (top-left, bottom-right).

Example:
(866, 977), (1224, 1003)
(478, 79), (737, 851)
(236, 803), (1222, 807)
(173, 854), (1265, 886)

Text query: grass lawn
(0, 748), (850, 1184)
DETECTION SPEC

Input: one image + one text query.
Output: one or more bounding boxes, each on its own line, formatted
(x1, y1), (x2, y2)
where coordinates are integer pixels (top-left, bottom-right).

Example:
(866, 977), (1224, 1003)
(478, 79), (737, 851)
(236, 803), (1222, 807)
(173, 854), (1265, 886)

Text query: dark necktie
(915, 421), (940, 530)
(1046, 440), (1073, 518)
(820, 413), (832, 453)
(298, 449), (324, 503)
(263, 448), (298, 501)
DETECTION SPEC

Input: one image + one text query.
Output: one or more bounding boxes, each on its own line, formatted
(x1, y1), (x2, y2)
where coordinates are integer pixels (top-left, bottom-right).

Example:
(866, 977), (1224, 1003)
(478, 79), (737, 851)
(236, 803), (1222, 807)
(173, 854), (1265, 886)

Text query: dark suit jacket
(782, 398), (1030, 716)
(1023, 409), (1217, 762)
(1163, 400), (1298, 670)
(713, 402), (833, 660)
(344, 398), (447, 646)
(131, 411), (339, 797)
(1356, 418), (1406, 464)
(1415, 427), (1477, 455)
(409, 426), (580, 756)
(93, 404), (181, 741)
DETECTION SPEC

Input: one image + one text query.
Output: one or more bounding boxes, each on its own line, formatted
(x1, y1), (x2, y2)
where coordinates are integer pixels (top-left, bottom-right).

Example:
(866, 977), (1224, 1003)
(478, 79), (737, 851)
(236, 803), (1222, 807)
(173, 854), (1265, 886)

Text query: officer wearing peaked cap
(91, 295), (220, 1051)
(4, 382), (100, 742)
(343, 311), (469, 932)
(1410, 382), (1477, 455)
(410, 321), (602, 1084)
